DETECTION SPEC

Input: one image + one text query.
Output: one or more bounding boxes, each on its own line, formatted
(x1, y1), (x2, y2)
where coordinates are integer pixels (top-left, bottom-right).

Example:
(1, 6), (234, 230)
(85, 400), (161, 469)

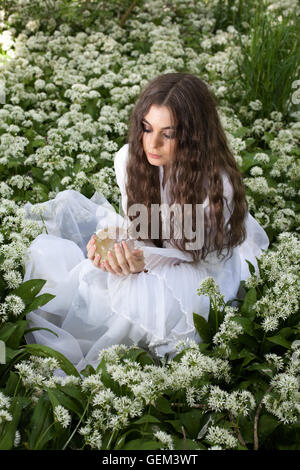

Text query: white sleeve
(114, 143), (129, 216)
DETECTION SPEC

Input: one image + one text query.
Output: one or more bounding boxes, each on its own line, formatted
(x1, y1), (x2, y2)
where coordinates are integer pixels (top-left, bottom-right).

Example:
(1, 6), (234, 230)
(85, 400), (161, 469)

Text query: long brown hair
(125, 73), (248, 263)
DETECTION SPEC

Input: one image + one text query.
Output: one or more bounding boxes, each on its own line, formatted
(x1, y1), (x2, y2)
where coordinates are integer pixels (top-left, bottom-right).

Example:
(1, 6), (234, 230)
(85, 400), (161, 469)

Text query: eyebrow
(142, 118), (175, 130)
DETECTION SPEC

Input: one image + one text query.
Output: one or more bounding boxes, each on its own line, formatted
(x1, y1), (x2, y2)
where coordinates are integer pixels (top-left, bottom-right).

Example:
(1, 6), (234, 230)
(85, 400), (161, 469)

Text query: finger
(107, 250), (123, 274)
(86, 234), (96, 251)
(87, 244), (97, 260)
(113, 244), (131, 275)
(103, 258), (120, 275)
(122, 241), (137, 271)
(93, 253), (102, 268)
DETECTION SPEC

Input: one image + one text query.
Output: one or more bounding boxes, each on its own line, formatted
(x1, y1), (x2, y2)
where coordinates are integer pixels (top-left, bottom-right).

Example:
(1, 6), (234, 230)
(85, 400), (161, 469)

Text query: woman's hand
(86, 234), (146, 275)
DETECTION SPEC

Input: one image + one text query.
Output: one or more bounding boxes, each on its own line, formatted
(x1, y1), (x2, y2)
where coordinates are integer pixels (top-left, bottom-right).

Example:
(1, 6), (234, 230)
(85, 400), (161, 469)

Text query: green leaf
(0, 396), (24, 450)
(165, 419), (183, 434)
(24, 326), (59, 338)
(122, 439), (162, 450)
(241, 287), (257, 320)
(133, 415), (161, 425)
(79, 364), (96, 377)
(247, 362), (274, 378)
(11, 279), (47, 305)
(154, 396), (174, 414)
(179, 409), (205, 439)
(113, 429), (140, 450)
(29, 394), (54, 449)
(21, 293), (56, 318)
(193, 313), (212, 343)
(22, 344), (80, 377)
(4, 371), (20, 396)
(266, 335), (291, 349)
(5, 320), (28, 349)
(232, 316), (255, 336)
(0, 323), (18, 342)
(173, 436), (205, 450)
(245, 259), (256, 276)
(47, 388), (83, 417)
(5, 346), (24, 362)
(258, 414), (280, 443)
(58, 385), (85, 409)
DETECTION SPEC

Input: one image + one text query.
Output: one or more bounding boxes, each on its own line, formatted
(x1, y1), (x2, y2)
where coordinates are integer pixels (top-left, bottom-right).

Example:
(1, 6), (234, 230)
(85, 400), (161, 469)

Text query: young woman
(23, 73), (269, 372)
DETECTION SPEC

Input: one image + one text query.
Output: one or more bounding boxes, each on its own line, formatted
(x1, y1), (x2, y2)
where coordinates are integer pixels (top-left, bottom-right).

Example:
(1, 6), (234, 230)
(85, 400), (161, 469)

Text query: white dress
(23, 144), (270, 372)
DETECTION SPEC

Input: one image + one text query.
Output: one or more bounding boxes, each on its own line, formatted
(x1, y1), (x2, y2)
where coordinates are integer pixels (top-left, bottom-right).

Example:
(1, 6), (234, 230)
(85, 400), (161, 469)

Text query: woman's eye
(143, 128), (174, 139)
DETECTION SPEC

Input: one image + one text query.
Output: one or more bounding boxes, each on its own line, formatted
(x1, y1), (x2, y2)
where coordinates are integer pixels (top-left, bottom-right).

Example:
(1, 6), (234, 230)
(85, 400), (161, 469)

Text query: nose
(149, 132), (163, 150)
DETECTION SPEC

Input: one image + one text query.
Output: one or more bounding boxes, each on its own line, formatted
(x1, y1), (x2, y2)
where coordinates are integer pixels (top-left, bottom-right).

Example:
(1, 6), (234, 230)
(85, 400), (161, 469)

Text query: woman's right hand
(86, 234), (110, 272)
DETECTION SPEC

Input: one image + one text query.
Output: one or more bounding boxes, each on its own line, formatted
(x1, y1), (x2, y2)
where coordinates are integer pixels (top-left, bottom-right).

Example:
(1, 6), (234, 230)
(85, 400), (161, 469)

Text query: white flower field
(0, 0), (299, 451)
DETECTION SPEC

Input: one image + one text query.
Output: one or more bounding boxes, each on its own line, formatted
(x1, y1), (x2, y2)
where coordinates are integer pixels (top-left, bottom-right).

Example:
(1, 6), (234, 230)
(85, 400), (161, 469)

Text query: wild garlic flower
(54, 405), (71, 428)
(205, 425), (238, 449)
(153, 430), (174, 450)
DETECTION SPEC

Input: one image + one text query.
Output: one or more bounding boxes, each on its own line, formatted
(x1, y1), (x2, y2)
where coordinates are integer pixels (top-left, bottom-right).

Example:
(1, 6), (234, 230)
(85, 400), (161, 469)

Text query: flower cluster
(262, 343), (300, 425)
(0, 391), (13, 425)
(248, 232), (300, 332)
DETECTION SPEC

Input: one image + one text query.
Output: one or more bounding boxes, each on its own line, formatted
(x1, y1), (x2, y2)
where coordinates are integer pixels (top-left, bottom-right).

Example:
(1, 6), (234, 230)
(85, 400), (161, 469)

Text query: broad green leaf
(21, 293), (56, 319)
(79, 364), (96, 377)
(241, 287), (257, 319)
(133, 415), (161, 425)
(232, 316), (255, 336)
(258, 414), (280, 443)
(22, 344), (80, 377)
(113, 429), (140, 450)
(179, 409), (205, 439)
(245, 259), (256, 276)
(154, 396), (174, 414)
(11, 279), (47, 306)
(165, 419), (183, 434)
(57, 385), (85, 408)
(0, 323), (18, 342)
(4, 371), (20, 396)
(29, 394), (54, 449)
(5, 346), (24, 362)
(47, 387), (83, 417)
(122, 439), (162, 450)
(173, 436), (205, 450)
(5, 320), (28, 349)
(266, 335), (291, 349)
(247, 362), (274, 378)
(193, 313), (212, 343)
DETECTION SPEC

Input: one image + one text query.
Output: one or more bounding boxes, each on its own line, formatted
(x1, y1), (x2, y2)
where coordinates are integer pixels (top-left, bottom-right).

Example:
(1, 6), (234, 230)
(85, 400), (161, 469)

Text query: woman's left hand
(100, 241), (145, 276)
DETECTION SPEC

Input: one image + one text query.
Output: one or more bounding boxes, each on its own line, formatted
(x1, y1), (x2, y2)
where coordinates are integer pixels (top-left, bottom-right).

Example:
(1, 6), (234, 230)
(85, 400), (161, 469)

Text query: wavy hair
(125, 73), (248, 263)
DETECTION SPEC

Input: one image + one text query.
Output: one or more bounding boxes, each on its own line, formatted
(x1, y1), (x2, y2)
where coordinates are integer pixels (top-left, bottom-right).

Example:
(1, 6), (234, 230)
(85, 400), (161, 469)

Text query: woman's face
(142, 105), (176, 171)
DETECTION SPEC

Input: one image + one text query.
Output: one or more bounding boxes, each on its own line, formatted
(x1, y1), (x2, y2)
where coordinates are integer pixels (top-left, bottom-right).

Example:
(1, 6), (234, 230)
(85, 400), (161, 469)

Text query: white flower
(205, 425), (238, 449)
(154, 430), (174, 450)
(54, 405), (71, 428)
(250, 165), (263, 176)
(4, 294), (25, 316)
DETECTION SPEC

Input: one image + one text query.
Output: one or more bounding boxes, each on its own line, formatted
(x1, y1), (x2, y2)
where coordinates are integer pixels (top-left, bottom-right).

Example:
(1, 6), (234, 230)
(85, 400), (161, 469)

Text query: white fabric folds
(22, 144), (270, 372)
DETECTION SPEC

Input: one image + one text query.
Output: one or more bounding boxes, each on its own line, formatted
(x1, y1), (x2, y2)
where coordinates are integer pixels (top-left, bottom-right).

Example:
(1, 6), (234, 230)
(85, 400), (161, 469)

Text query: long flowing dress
(23, 143), (270, 372)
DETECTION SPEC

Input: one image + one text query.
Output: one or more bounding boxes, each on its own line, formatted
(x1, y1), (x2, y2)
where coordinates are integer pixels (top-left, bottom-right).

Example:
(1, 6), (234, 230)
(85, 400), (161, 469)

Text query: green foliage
(231, 3), (300, 121)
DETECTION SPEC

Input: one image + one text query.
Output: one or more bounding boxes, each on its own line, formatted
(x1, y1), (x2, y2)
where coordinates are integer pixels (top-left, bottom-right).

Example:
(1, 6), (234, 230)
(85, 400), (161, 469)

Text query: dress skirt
(22, 189), (269, 372)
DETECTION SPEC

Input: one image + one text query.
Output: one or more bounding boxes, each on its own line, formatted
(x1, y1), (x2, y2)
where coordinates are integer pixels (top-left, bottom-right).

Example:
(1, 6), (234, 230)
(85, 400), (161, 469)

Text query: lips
(148, 152), (161, 159)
